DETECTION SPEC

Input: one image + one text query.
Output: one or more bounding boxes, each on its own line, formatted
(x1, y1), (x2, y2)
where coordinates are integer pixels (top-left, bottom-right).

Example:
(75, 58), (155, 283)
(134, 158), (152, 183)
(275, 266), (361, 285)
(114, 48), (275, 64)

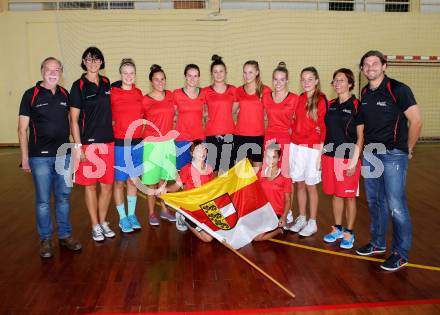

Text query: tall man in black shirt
(355, 51), (422, 271)
(18, 57), (82, 258)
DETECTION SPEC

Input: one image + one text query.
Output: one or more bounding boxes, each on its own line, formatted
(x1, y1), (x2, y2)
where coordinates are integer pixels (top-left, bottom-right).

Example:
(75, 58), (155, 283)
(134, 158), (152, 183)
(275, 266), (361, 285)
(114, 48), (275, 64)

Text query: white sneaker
(100, 221), (116, 238)
(299, 219), (317, 237)
(286, 210), (294, 224)
(175, 212), (188, 232)
(92, 224), (104, 242)
(283, 210), (294, 230)
(289, 215), (307, 233)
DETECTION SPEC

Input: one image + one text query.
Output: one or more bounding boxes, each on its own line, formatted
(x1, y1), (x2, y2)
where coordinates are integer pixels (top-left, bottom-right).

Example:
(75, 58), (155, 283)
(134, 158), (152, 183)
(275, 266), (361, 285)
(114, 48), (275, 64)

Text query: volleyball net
(29, 0), (436, 139)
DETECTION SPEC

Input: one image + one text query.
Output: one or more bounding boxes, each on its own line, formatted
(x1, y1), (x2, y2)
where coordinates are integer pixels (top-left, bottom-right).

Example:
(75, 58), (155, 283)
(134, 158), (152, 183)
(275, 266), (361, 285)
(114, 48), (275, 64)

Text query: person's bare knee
(126, 179), (138, 195)
(305, 184), (317, 192)
(100, 182), (112, 192)
(85, 184), (97, 192)
(296, 181), (306, 190)
(114, 181), (124, 189)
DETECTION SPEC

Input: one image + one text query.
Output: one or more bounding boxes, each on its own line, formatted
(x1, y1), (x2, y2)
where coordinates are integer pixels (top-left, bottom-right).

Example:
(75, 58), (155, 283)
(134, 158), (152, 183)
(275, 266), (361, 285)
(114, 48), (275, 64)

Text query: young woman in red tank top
(204, 54), (236, 173)
(262, 62), (298, 177)
(234, 60), (271, 169)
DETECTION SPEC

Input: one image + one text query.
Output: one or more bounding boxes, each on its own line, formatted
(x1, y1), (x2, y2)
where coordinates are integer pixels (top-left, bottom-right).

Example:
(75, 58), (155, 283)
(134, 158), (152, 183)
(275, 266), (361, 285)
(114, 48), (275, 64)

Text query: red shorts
(321, 155), (360, 198)
(74, 142), (115, 186)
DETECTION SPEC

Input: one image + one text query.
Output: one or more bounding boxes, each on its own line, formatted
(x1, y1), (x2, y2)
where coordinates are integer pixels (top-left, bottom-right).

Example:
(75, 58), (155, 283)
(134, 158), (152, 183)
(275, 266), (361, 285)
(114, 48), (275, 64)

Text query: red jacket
(290, 92), (327, 147)
(110, 82), (144, 141)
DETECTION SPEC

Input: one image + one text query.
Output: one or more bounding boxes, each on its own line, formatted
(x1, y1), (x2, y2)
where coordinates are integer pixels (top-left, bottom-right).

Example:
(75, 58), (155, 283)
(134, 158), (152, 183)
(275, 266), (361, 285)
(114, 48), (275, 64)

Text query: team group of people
(18, 47), (422, 272)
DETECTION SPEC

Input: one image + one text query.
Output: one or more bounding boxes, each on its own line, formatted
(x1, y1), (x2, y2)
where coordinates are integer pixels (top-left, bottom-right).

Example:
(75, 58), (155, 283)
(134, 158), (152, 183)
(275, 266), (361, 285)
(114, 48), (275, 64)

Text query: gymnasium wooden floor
(0, 145), (439, 315)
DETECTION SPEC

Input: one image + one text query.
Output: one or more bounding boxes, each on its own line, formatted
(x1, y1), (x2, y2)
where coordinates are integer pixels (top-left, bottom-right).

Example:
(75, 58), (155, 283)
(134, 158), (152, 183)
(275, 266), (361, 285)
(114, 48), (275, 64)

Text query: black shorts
(186, 217), (197, 228)
(205, 134), (234, 172)
(185, 218), (203, 231)
(233, 135), (264, 163)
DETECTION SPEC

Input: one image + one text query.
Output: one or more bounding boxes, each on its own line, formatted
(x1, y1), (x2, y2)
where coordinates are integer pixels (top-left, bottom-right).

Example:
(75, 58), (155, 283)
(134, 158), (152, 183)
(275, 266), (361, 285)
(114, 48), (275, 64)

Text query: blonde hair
(119, 58), (136, 74)
(244, 60), (263, 99)
(273, 61), (288, 80)
(301, 66), (322, 122)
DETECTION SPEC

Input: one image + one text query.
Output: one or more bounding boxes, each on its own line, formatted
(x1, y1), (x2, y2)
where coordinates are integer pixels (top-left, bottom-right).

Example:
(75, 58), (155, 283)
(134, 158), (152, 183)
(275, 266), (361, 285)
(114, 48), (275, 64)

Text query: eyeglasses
(84, 58), (102, 64)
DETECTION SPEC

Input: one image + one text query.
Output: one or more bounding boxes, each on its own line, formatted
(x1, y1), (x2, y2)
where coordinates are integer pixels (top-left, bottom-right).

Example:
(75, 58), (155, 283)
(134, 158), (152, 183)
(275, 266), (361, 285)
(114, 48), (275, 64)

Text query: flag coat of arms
(161, 159), (279, 249)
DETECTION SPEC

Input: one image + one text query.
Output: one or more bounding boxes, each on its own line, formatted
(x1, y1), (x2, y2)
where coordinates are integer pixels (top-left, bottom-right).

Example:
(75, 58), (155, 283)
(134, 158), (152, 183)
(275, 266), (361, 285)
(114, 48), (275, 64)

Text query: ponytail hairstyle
(149, 64), (166, 81)
(244, 60), (263, 99)
(119, 58), (136, 74)
(301, 66), (322, 122)
(184, 64), (200, 76)
(273, 61), (288, 80)
(210, 54), (226, 73)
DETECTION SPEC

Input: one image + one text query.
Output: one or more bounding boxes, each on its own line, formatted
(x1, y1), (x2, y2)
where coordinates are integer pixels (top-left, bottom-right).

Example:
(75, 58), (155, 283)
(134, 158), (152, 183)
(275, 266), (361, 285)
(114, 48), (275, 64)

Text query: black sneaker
(380, 253), (408, 271)
(355, 243), (386, 256)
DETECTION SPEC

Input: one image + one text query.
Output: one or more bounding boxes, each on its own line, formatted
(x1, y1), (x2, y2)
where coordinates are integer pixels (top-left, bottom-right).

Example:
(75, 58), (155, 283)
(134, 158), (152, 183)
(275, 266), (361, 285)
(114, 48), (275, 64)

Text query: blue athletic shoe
(323, 226), (344, 243)
(149, 214), (160, 226)
(160, 211), (176, 222)
(119, 217), (134, 233)
(340, 232), (355, 249)
(380, 253), (408, 271)
(127, 215), (141, 230)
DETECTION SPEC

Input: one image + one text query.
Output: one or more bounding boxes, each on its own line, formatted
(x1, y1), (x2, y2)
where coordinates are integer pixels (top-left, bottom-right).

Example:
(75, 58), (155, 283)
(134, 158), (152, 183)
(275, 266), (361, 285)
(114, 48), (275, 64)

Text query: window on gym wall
(110, 1), (134, 9)
(329, 0), (354, 11)
(385, 0), (409, 11)
(58, 1), (134, 9)
(173, 0), (206, 9)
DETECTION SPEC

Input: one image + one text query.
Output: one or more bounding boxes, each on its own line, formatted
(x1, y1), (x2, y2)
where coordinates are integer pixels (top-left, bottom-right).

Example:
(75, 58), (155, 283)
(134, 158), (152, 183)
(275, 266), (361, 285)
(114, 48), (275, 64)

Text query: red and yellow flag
(161, 159), (279, 249)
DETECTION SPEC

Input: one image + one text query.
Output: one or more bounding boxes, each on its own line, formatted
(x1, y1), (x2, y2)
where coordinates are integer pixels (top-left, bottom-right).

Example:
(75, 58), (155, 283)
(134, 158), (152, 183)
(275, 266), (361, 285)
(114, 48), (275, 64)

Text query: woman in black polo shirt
(321, 68), (364, 250)
(69, 47), (116, 242)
